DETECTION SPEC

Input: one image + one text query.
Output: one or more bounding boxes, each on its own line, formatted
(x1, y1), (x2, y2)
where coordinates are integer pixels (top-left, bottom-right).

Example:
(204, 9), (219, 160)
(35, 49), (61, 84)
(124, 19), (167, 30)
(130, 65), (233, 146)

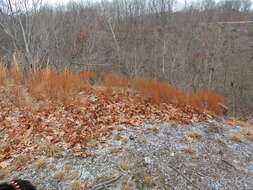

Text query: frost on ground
(1, 119), (253, 190)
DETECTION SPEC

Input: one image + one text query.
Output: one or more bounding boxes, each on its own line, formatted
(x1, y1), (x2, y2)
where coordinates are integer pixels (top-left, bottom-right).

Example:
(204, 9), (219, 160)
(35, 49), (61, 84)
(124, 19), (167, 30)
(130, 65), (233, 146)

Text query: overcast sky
(44, 0), (252, 11)
(46, 0), (192, 6)
(44, 0), (213, 10)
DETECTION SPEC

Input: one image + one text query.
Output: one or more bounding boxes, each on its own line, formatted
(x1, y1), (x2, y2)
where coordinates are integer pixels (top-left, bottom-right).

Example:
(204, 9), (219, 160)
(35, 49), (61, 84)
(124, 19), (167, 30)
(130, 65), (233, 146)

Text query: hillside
(1, 0), (253, 116)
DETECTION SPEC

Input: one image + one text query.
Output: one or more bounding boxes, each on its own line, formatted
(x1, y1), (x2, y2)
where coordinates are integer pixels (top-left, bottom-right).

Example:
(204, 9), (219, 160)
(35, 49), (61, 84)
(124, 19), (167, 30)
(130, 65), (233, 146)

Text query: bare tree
(0, 0), (43, 69)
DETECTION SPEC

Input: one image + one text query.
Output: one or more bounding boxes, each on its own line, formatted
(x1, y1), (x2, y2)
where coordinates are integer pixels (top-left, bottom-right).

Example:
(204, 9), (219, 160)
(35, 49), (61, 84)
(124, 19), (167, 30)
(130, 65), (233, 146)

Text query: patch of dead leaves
(0, 89), (212, 162)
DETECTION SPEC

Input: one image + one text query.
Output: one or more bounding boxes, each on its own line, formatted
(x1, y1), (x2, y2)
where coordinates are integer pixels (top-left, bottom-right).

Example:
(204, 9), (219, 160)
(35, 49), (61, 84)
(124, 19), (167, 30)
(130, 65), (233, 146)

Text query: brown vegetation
(0, 59), (227, 163)
(0, 62), (226, 115)
(182, 146), (197, 155)
(229, 133), (244, 143)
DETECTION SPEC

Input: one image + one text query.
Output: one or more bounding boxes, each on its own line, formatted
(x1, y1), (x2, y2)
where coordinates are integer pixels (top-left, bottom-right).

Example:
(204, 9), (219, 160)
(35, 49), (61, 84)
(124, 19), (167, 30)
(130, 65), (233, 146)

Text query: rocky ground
(2, 118), (252, 190)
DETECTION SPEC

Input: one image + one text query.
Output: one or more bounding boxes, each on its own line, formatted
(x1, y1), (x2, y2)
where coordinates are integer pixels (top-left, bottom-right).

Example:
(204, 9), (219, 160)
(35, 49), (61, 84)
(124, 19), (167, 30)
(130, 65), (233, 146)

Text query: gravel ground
(2, 119), (253, 190)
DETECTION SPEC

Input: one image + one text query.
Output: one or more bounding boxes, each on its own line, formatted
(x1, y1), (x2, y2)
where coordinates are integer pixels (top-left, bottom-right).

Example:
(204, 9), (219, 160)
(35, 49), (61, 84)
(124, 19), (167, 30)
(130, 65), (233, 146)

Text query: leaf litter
(0, 86), (252, 189)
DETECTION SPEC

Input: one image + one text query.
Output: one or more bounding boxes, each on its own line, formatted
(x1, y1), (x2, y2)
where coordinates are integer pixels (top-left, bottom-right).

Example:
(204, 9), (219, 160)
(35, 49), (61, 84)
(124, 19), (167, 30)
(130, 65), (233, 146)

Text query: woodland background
(0, 0), (253, 116)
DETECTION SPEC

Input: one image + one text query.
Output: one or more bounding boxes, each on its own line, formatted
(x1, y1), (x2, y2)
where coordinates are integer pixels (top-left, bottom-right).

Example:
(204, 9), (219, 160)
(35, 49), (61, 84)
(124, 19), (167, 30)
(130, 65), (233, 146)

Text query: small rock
(170, 152), (175, 157)
(144, 157), (152, 164)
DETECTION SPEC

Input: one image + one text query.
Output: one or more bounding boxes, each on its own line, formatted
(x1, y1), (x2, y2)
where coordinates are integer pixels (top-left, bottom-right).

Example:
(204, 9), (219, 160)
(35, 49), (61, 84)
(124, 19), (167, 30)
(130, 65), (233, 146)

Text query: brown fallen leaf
(74, 151), (90, 158)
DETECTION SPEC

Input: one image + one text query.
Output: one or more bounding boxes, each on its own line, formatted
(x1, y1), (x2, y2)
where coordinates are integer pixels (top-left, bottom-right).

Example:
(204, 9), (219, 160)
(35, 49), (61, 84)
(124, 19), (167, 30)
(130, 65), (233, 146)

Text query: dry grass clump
(103, 73), (118, 93)
(241, 128), (253, 141)
(136, 137), (146, 144)
(187, 131), (202, 139)
(187, 91), (225, 115)
(144, 176), (156, 186)
(79, 70), (96, 86)
(117, 159), (134, 170)
(109, 147), (122, 154)
(113, 133), (123, 141)
(46, 143), (62, 157)
(216, 138), (226, 145)
(0, 64), (7, 85)
(67, 169), (80, 180)
(122, 181), (134, 190)
(182, 146), (197, 155)
(32, 158), (47, 170)
(53, 171), (66, 182)
(69, 180), (87, 190)
(8, 56), (24, 85)
(229, 133), (243, 143)
(103, 73), (131, 93)
(229, 118), (253, 129)
(63, 164), (73, 171)
(121, 137), (129, 144)
(145, 127), (160, 134)
(170, 122), (178, 128)
(0, 168), (10, 180)
(35, 142), (62, 157)
(121, 174), (134, 190)
(87, 139), (98, 148)
(28, 66), (85, 103)
(113, 134), (129, 143)
(15, 153), (32, 168)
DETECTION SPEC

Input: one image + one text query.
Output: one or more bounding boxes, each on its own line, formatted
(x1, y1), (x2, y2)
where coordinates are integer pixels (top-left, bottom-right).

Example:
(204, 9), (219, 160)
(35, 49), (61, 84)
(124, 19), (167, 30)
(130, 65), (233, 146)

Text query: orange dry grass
(79, 70), (96, 86)
(0, 64), (7, 85)
(28, 67), (90, 103)
(9, 58), (24, 85)
(0, 62), (226, 114)
(1, 61), (25, 103)
(103, 73), (131, 94)
(58, 72), (226, 114)
(132, 78), (149, 95)
(130, 76), (225, 114)
(187, 91), (225, 115)
(103, 73), (117, 93)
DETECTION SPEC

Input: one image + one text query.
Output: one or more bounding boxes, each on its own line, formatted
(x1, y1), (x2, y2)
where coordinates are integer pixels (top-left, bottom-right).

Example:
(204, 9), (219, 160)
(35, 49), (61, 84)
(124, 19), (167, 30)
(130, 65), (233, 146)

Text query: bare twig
(88, 174), (122, 190)
(117, 164), (128, 175)
(216, 21), (253, 24)
(181, 162), (206, 178)
(168, 165), (201, 190)
(221, 159), (238, 171)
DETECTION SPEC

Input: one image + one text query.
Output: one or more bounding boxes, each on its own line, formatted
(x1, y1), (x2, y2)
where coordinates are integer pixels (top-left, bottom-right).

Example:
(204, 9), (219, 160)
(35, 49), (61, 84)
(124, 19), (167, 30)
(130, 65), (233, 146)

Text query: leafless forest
(0, 0), (253, 116)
